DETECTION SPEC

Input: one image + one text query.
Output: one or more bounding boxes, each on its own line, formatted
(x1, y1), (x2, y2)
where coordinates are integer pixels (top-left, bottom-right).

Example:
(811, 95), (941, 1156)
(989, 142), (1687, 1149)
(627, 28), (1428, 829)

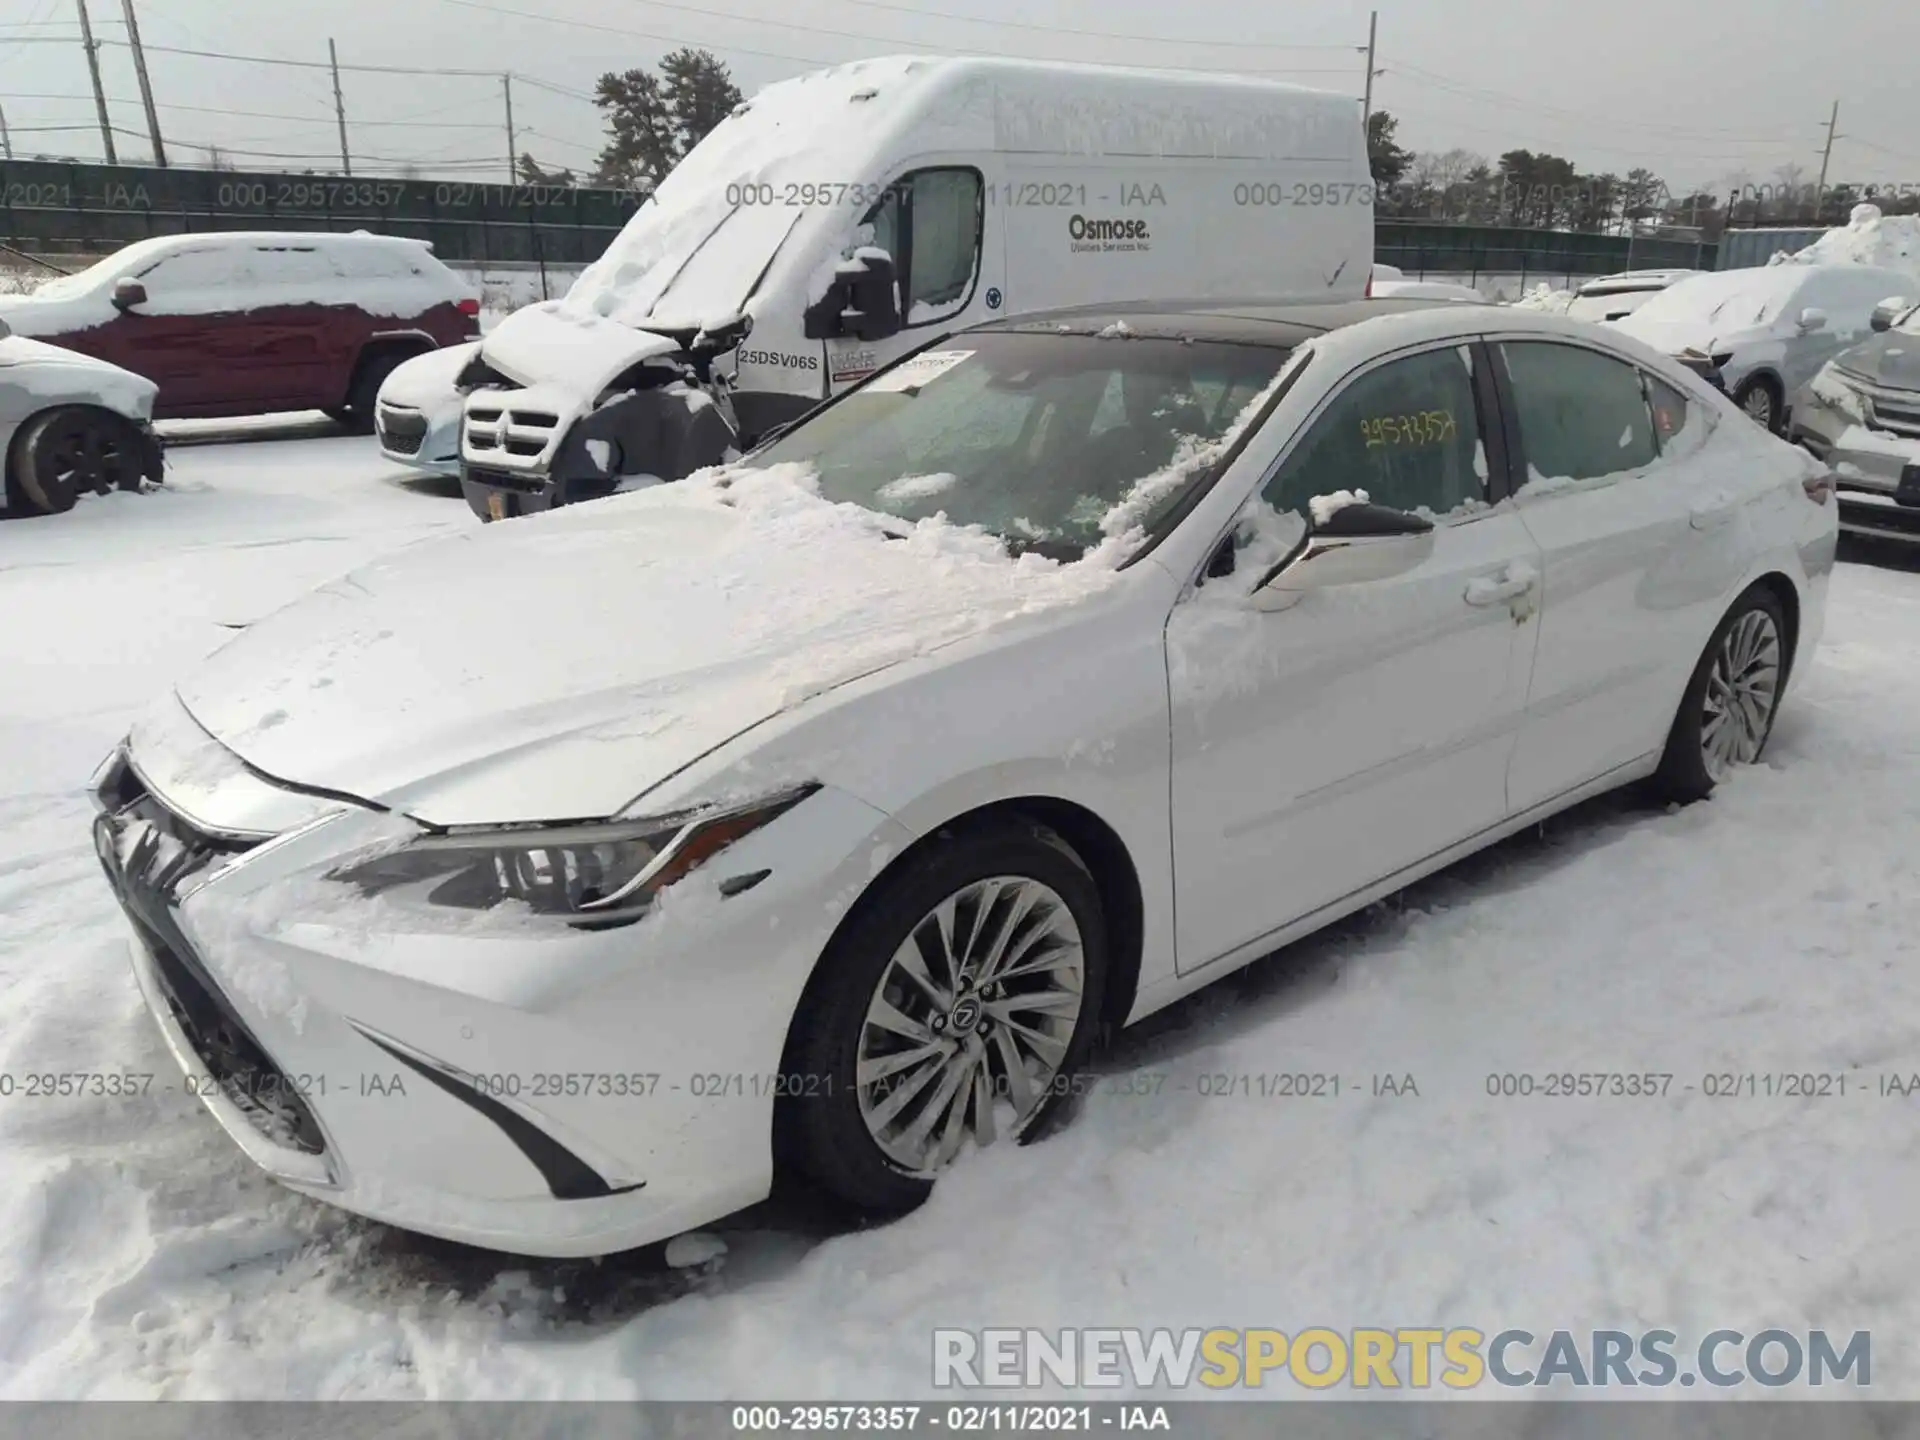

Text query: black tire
(1651, 585), (1791, 804)
(8, 407), (143, 516)
(338, 350), (414, 435)
(775, 818), (1109, 1214)
(1732, 375), (1782, 434)
(321, 405), (354, 426)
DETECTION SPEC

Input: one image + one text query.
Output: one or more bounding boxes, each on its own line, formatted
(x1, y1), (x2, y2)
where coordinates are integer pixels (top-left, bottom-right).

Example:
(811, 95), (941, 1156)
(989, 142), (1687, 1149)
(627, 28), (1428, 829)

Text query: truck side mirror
(802, 250), (902, 342)
(111, 277), (148, 311)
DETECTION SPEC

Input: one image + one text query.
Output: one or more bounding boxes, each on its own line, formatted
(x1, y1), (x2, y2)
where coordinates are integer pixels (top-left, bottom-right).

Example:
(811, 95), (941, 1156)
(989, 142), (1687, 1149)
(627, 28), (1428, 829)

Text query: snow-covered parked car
(1791, 293), (1920, 542)
(1563, 268), (1701, 324)
(0, 318), (163, 516)
(90, 298), (1834, 1257)
(374, 341), (477, 477)
(459, 55), (1377, 521)
(1369, 277), (1486, 303)
(1609, 263), (1913, 433)
(0, 232), (479, 427)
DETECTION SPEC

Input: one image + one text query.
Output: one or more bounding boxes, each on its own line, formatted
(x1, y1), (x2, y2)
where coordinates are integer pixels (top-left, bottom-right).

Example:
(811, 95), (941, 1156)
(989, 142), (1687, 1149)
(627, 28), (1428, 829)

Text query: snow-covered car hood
(478, 303), (688, 402)
(172, 466), (1125, 827)
(1832, 329), (1920, 391)
(377, 341), (478, 410)
(0, 333), (157, 414)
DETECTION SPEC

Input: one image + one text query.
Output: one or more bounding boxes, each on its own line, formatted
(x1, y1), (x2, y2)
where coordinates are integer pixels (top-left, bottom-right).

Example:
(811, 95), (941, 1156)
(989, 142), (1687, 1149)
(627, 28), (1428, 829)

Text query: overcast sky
(1, 0), (1913, 194)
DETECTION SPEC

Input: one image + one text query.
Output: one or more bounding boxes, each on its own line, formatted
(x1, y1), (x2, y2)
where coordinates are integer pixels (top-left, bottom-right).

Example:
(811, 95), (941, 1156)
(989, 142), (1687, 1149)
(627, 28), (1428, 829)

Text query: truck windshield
(746, 331), (1291, 561)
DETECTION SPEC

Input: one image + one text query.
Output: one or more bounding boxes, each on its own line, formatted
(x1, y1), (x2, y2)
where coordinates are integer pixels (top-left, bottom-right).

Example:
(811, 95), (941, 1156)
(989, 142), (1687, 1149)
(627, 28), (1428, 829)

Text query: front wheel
(776, 820), (1108, 1214)
(1652, 586), (1789, 803)
(1733, 376), (1781, 434)
(8, 408), (145, 515)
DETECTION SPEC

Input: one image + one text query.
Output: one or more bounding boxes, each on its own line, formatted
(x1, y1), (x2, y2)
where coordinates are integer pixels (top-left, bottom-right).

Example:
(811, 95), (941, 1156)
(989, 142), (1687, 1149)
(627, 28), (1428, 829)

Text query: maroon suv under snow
(0, 231), (480, 427)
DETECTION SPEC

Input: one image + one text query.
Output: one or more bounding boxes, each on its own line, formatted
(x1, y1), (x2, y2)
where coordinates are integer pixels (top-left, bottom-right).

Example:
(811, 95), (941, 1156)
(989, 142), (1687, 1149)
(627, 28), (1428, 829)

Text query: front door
(1167, 342), (1543, 973)
(825, 165), (994, 390)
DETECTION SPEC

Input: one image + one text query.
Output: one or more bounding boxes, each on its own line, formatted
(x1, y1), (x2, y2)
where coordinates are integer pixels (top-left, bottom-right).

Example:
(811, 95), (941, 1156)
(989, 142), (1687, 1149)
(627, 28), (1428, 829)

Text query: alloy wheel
(855, 876), (1086, 1175)
(1700, 609), (1782, 780)
(1741, 385), (1775, 429)
(46, 419), (132, 495)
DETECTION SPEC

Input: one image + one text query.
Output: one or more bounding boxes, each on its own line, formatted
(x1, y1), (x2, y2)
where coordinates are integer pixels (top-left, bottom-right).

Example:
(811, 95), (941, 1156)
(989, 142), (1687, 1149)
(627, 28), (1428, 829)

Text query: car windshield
(744, 330), (1292, 562)
(28, 242), (167, 301)
(1628, 269), (1806, 328)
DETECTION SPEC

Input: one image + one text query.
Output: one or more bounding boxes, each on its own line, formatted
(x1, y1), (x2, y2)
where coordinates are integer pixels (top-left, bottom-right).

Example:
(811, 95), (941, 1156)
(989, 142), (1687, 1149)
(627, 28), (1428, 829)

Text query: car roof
(973, 297), (1464, 348)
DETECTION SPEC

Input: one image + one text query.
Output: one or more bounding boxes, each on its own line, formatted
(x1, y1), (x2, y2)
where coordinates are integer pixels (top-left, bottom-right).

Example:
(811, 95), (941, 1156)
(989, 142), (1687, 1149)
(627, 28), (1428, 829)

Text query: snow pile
(1769, 202), (1920, 276)
(1511, 283), (1577, 314)
(1308, 488), (1370, 525)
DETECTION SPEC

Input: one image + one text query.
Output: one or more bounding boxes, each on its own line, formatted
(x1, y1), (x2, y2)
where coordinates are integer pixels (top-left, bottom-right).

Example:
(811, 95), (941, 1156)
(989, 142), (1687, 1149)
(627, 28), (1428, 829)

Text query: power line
(607, 0), (1362, 53)
(1388, 62), (1803, 143)
(433, 0), (1364, 76)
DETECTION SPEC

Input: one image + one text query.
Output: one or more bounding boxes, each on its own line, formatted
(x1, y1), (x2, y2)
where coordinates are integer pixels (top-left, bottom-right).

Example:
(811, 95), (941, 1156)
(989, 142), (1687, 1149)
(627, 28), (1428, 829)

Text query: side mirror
(1870, 297), (1910, 333)
(111, 277), (148, 311)
(1796, 306), (1828, 333)
(1253, 502), (1435, 610)
(802, 249), (902, 342)
(0, 317), (11, 340)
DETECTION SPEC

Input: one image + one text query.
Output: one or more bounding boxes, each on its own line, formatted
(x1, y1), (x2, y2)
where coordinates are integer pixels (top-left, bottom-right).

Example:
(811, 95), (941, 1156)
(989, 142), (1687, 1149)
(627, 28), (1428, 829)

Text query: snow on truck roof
(559, 55), (1362, 332)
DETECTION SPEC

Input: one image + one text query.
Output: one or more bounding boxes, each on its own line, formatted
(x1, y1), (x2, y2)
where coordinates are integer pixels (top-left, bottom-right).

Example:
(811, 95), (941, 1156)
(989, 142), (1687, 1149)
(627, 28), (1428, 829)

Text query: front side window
(1500, 341), (1656, 485)
(138, 246), (256, 296)
(1263, 346), (1489, 519)
(856, 167), (983, 329)
(748, 331), (1290, 560)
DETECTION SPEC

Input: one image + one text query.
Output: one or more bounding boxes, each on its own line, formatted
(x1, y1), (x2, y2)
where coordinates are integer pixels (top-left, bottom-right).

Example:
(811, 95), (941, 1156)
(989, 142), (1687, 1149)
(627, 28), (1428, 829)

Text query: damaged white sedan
(91, 300), (1835, 1257)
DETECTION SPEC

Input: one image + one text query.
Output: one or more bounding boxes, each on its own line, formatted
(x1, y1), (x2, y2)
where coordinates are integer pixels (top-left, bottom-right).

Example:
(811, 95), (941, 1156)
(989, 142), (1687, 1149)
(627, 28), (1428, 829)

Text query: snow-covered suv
(0, 232), (479, 428)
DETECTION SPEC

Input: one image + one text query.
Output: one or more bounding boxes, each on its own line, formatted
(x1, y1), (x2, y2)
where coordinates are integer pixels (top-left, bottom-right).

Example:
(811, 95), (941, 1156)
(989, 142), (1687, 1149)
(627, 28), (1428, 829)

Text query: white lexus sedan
(91, 299), (1837, 1257)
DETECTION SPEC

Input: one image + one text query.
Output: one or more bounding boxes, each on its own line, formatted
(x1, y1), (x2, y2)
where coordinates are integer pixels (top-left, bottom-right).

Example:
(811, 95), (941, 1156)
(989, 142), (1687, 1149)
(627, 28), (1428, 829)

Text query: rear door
(1167, 340), (1544, 973)
(245, 243), (359, 410)
(1495, 339), (1748, 810)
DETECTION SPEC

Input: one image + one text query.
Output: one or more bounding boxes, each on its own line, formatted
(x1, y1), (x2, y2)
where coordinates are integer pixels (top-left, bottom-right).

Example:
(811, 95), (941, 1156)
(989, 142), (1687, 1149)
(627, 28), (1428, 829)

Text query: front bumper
(1791, 390), (1920, 543)
(90, 741), (910, 1256)
(376, 402), (460, 478)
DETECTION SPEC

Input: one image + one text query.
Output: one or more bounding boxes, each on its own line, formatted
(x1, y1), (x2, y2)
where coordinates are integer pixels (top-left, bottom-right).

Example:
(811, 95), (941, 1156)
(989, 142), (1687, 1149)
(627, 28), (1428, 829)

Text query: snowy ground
(2, 430), (1919, 1399)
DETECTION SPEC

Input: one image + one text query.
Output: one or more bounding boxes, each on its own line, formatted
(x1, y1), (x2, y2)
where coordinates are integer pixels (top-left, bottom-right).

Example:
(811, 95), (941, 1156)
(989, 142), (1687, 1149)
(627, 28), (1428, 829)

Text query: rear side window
(1264, 345), (1489, 519)
(250, 247), (338, 286)
(1500, 342), (1656, 485)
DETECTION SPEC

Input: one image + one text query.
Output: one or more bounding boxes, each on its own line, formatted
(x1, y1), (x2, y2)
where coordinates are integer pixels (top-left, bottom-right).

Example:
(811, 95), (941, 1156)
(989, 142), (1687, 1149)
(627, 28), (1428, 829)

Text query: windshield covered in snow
(1626, 268), (1808, 329)
(746, 331), (1291, 562)
(28, 240), (172, 301)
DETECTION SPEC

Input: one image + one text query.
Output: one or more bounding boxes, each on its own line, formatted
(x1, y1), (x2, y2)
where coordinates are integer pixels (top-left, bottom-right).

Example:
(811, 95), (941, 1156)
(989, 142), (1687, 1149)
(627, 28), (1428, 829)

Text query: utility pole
(1814, 100), (1841, 220)
(1360, 10), (1379, 132)
(74, 0), (117, 165)
(0, 106), (11, 160)
(120, 0), (166, 166)
(502, 73), (517, 185)
(329, 39), (352, 175)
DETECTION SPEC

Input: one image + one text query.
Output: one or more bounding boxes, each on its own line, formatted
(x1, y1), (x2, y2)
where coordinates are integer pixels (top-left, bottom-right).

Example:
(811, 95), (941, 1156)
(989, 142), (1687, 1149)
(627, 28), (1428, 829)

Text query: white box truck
(456, 54), (1376, 520)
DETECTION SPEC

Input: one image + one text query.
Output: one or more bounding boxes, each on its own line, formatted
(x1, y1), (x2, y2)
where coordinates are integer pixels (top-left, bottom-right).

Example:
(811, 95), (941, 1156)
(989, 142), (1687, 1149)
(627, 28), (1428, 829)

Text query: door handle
(1463, 566), (1537, 607)
(1690, 489), (1736, 531)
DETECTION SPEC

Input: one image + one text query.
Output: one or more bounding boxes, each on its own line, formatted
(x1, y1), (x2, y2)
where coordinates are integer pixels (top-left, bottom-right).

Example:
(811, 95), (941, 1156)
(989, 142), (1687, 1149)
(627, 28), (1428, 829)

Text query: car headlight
(327, 783), (816, 929)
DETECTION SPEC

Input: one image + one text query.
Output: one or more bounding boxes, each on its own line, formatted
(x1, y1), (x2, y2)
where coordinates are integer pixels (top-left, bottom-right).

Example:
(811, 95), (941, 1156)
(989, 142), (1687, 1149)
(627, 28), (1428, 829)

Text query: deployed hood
(477, 304), (686, 399)
(1834, 328), (1920, 391)
(174, 466), (1123, 827)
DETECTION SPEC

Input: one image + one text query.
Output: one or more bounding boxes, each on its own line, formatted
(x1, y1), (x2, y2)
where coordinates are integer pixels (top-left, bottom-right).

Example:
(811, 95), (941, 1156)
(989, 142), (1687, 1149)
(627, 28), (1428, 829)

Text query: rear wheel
(8, 408), (144, 515)
(776, 819), (1108, 1214)
(1652, 586), (1789, 802)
